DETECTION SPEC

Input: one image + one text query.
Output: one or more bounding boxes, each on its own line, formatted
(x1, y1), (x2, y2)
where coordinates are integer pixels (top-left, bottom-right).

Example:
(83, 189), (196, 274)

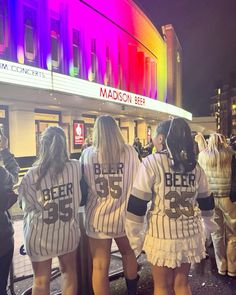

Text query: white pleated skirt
(143, 232), (206, 268)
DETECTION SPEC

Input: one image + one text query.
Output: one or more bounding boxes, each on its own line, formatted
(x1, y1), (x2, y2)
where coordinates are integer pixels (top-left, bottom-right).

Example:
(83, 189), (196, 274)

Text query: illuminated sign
(99, 87), (146, 106)
(73, 121), (84, 147)
(0, 60), (192, 121)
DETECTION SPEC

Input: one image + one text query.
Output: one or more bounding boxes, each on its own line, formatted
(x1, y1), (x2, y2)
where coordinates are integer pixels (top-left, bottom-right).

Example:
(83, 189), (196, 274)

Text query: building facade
(0, 0), (191, 167)
(210, 74), (236, 136)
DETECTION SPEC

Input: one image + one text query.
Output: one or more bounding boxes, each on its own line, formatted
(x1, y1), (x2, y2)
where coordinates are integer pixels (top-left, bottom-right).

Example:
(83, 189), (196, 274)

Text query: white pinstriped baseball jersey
(18, 160), (82, 262)
(128, 152), (210, 240)
(80, 145), (140, 237)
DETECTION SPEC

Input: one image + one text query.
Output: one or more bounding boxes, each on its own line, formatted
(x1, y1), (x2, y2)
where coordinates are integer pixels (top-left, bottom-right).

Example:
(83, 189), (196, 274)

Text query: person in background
(18, 126), (85, 295)
(81, 137), (92, 152)
(125, 118), (216, 295)
(194, 132), (207, 154)
(133, 137), (142, 161)
(198, 133), (236, 277)
(0, 130), (19, 295)
(80, 115), (140, 295)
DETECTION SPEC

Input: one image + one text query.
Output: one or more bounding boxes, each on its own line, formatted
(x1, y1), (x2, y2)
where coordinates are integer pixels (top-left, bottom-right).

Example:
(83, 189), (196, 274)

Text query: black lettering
(94, 163), (101, 175)
(66, 183), (73, 195)
(173, 173), (181, 187)
(51, 186), (59, 200)
(109, 164), (116, 174)
(117, 163), (124, 174)
(181, 174), (188, 187)
(42, 188), (50, 201)
(58, 184), (66, 198)
(101, 164), (109, 174)
(189, 174), (195, 186)
(165, 173), (172, 187)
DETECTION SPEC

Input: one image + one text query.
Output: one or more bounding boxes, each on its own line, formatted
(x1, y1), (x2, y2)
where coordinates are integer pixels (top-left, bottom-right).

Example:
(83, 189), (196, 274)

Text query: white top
(80, 145), (140, 237)
(18, 160), (82, 261)
(127, 152), (210, 240)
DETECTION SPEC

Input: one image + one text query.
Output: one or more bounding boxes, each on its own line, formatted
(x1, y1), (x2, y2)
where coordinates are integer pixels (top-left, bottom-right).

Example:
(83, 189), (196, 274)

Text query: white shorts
(86, 224), (126, 239)
(143, 232), (206, 268)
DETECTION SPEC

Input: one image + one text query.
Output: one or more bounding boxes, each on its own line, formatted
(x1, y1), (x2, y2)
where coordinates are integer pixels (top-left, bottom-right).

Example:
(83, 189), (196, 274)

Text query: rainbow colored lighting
(0, 0), (167, 101)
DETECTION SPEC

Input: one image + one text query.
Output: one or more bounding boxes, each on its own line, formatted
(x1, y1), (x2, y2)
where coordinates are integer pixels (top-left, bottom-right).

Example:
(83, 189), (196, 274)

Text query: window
(118, 50), (122, 88)
(145, 57), (151, 97)
(0, 14), (4, 44)
(72, 30), (81, 76)
(151, 61), (157, 99)
(51, 19), (61, 69)
(0, 0), (8, 54)
(105, 46), (111, 85)
(23, 7), (37, 62)
(91, 39), (96, 81)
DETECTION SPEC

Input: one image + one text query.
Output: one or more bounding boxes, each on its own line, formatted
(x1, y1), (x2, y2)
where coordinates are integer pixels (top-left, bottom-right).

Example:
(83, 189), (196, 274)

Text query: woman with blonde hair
(198, 132), (236, 277)
(194, 132), (207, 153)
(80, 115), (140, 295)
(19, 126), (84, 295)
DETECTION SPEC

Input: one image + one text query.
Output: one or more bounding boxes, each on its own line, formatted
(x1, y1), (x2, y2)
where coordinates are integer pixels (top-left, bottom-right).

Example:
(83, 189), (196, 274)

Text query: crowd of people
(0, 115), (236, 295)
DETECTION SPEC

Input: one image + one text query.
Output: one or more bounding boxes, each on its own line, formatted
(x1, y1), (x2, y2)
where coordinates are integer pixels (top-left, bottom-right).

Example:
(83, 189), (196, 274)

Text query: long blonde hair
(34, 126), (69, 189)
(198, 133), (233, 173)
(92, 115), (125, 164)
(194, 132), (207, 152)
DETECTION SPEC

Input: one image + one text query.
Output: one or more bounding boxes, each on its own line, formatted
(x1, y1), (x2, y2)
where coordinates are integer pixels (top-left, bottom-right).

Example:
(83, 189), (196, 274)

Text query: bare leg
(115, 236), (138, 279)
(31, 259), (52, 295)
(151, 265), (175, 295)
(58, 250), (78, 295)
(89, 237), (112, 295)
(173, 263), (192, 295)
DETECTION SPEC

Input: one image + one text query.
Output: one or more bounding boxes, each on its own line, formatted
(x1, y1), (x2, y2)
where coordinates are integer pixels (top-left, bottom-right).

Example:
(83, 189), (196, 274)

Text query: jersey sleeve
(125, 157), (154, 255)
(196, 166), (215, 217)
(18, 174), (36, 212)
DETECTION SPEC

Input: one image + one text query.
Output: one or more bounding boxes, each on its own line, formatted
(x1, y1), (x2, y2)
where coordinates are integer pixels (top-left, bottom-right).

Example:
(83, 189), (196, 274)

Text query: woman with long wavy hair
(19, 126), (84, 295)
(198, 133), (236, 277)
(80, 115), (140, 295)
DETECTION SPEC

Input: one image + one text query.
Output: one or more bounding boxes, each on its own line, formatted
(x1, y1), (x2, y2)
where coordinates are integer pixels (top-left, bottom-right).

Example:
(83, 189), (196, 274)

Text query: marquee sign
(0, 59), (192, 120)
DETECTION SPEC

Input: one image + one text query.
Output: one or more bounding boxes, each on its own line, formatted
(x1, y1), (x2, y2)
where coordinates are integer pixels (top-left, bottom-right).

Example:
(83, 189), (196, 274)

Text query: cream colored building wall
(120, 119), (135, 145)
(9, 106), (36, 157)
(137, 121), (147, 146)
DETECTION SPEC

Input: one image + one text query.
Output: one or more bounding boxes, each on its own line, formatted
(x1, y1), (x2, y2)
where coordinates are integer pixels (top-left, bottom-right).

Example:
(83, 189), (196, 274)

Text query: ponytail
(156, 118), (196, 173)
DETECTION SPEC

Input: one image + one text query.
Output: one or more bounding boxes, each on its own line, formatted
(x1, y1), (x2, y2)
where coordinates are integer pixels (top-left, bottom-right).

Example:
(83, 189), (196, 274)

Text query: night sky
(134, 0), (236, 116)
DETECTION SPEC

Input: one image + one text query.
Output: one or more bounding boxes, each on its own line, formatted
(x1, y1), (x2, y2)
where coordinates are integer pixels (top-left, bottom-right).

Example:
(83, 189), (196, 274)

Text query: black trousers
(0, 247), (14, 295)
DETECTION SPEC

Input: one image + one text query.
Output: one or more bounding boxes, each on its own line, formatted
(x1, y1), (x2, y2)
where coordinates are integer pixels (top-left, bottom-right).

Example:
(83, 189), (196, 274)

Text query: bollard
(77, 209), (93, 295)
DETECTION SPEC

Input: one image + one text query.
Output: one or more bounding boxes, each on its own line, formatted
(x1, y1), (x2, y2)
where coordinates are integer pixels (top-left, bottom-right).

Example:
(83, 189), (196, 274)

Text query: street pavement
(10, 219), (236, 295)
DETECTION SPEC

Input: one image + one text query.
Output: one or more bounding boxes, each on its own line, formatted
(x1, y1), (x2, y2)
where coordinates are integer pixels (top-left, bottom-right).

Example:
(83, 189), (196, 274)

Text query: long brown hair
(34, 126), (69, 190)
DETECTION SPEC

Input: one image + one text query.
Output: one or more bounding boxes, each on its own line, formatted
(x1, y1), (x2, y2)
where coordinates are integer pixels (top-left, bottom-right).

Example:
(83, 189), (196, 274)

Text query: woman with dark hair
(126, 117), (216, 295)
(0, 131), (19, 295)
(19, 126), (84, 295)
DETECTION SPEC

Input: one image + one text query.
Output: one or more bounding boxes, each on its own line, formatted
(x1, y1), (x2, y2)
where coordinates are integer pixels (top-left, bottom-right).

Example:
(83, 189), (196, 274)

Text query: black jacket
(0, 149), (19, 257)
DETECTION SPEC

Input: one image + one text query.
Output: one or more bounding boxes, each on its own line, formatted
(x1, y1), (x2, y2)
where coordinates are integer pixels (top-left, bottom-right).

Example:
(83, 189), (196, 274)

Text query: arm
(125, 159), (154, 255)
(0, 137), (20, 211)
(0, 148), (20, 189)
(196, 167), (217, 237)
